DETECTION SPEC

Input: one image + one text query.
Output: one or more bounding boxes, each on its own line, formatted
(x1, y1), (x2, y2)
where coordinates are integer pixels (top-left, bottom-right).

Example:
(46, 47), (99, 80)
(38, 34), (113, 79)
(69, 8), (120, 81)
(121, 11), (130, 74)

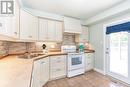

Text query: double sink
(18, 53), (45, 59)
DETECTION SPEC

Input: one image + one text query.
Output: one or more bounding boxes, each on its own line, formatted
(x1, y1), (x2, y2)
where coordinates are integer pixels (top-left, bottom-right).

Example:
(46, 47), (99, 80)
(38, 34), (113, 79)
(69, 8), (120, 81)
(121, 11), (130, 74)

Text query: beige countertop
(0, 50), (94, 87)
(0, 56), (33, 87)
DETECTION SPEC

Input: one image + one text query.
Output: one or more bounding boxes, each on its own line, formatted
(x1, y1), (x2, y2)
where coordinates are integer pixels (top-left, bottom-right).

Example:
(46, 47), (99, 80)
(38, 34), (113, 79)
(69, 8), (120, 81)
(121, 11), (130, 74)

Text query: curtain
(106, 22), (130, 34)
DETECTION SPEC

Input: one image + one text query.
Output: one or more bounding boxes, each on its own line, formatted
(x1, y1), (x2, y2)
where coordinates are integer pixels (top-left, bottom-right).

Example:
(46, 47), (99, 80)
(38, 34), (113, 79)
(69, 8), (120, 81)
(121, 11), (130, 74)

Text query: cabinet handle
(14, 32), (17, 35)
(57, 60), (61, 63)
(41, 62), (45, 64)
(57, 69), (61, 71)
(29, 35), (32, 38)
(0, 23), (2, 27)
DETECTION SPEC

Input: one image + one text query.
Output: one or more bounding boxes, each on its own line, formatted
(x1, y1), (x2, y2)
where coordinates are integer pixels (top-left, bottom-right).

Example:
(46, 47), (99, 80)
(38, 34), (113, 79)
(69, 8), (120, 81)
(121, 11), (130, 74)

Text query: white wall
(89, 12), (130, 72)
(86, 0), (130, 25)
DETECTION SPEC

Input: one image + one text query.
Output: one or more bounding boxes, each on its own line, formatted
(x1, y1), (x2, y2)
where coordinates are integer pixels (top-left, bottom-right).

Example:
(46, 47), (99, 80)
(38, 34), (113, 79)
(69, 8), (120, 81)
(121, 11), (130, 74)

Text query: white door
(106, 31), (130, 84)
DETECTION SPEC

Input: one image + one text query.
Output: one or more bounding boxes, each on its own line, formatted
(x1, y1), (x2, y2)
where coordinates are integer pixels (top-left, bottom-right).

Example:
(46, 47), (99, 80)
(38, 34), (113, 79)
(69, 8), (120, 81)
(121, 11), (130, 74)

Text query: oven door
(68, 53), (85, 70)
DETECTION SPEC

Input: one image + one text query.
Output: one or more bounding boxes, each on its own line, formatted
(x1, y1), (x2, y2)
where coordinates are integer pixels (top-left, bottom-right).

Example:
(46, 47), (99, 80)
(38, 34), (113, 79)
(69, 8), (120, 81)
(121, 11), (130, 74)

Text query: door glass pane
(109, 32), (128, 77)
(72, 57), (82, 65)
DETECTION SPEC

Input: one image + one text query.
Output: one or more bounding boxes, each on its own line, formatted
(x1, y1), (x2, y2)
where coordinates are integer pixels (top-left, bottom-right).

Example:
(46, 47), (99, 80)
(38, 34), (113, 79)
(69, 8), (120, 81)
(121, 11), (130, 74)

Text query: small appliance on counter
(42, 44), (48, 53)
(61, 45), (76, 53)
(61, 45), (85, 77)
(79, 43), (85, 53)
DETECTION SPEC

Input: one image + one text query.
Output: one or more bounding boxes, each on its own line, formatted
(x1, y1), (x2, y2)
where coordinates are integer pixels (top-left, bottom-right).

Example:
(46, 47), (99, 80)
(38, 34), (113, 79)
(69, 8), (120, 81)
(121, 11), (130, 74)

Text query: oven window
(72, 57), (82, 65)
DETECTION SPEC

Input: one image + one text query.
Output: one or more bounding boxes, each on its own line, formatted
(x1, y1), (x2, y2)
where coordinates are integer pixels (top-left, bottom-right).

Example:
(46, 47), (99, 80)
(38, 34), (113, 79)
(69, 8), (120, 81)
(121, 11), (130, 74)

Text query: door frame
(103, 17), (130, 84)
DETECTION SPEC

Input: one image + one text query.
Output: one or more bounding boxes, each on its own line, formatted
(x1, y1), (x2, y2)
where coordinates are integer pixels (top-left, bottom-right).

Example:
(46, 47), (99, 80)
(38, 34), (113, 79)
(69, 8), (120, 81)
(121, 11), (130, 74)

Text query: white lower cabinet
(31, 57), (49, 87)
(50, 55), (67, 80)
(31, 60), (40, 87)
(31, 53), (94, 87)
(40, 58), (49, 86)
(85, 53), (94, 71)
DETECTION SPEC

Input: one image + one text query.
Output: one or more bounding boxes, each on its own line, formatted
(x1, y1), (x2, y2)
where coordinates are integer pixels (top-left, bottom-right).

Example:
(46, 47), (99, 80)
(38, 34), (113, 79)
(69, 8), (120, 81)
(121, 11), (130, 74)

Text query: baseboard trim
(94, 68), (105, 75)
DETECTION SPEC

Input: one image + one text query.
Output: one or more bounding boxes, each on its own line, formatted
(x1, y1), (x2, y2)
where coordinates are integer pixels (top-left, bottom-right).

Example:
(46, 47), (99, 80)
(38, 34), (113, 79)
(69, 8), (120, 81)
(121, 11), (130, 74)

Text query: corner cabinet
(31, 57), (49, 87)
(20, 9), (38, 41)
(64, 17), (82, 34)
(0, 0), (19, 38)
(75, 26), (89, 42)
(38, 18), (63, 42)
(85, 53), (94, 71)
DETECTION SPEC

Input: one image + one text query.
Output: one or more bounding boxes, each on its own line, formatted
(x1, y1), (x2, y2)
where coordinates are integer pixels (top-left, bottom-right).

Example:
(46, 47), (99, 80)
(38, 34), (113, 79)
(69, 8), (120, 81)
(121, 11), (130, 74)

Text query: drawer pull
(29, 35), (32, 38)
(0, 23), (2, 27)
(57, 60), (61, 63)
(41, 62), (45, 64)
(56, 69), (61, 71)
(14, 32), (17, 35)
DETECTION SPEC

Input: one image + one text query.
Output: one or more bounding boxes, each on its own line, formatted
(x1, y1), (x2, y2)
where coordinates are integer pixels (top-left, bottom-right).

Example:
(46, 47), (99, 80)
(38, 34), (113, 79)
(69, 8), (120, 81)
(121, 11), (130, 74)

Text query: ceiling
(21, 0), (125, 19)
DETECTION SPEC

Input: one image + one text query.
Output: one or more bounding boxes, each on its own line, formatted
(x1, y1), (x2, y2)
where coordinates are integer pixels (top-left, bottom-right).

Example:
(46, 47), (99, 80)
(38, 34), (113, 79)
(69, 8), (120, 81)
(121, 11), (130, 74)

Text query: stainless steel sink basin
(18, 53), (45, 59)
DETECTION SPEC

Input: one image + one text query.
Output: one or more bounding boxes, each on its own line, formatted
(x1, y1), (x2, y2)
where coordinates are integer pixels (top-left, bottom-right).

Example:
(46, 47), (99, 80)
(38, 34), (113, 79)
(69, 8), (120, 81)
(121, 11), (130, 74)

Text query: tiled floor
(44, 71), (129, 87)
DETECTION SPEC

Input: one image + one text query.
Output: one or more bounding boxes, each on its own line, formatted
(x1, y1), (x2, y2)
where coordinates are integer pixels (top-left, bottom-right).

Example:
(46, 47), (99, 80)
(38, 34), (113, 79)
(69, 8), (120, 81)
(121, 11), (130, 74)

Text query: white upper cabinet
(39, 18), (63, 42)
(0, 0), (19, 38)
(64, 17), (82, 34)
(47, 20), (56, 41)
(55, 21), (63, 41)
(39, 18), (48, 41)
(75, 26), (89, 42)
(20, 9), (38, 41)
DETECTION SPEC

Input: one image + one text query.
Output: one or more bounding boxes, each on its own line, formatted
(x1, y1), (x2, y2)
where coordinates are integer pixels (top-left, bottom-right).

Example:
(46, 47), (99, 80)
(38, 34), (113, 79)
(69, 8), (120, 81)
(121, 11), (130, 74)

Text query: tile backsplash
(0, 34), (77, 57)
(0, 41), (37, 57)
(62, 33), (76, 45)
(8, 42), (27, 54)
(0, 41), (8, 57)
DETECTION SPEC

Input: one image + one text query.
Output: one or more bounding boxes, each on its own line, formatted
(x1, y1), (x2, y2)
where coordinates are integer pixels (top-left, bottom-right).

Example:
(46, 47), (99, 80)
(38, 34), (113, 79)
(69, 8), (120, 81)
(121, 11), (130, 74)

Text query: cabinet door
(55, 21), (63, 42)
(75, 26), (89, 42)
(10, 0), (19, 38)
(40, 58), (49, 86)
(64, 17), (82, 34)
(0, 0), (19, 38)
(20, 9), (38, 40)
(82, 26), (89, 42)
(47, 20), (56, 41)
(31, 60), (40, 87)
(38, 18), (48, 41)
(85, 53), (94, 71)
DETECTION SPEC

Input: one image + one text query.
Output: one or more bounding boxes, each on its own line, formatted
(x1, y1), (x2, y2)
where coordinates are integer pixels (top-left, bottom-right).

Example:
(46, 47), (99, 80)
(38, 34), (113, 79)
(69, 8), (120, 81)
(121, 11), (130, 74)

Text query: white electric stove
(61, 45), (85, 77)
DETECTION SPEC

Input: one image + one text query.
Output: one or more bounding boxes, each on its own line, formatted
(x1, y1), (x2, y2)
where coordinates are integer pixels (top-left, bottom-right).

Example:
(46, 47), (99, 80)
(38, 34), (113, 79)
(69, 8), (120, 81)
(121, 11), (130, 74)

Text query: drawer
(50, 64), (66, 70)
(50, 55), (66, 66)
(86, 63), (93, 70)
(86, 58), (92, 63)
(50, 55), (66, 62)
(50, 67), (66, 79)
